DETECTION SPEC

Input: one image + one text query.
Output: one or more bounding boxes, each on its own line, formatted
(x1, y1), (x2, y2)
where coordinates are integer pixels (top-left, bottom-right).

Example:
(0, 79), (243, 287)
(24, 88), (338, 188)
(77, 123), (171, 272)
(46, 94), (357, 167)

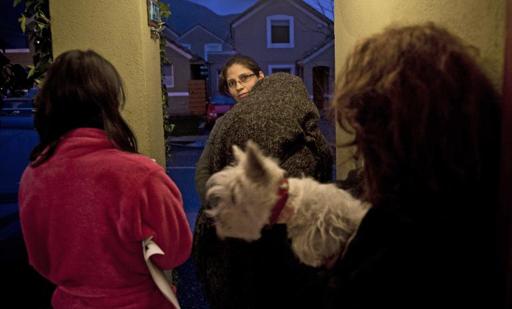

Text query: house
(163, 0), (334, 115)
(297, 39), (334, 109)
(162, 0), (238, 116)
(229, 0), (334, 108)
(163, 0), (237, 62)
(162, 36), (208, 116)
(175, 25), (236, 97)
(177, 25), (233, 61)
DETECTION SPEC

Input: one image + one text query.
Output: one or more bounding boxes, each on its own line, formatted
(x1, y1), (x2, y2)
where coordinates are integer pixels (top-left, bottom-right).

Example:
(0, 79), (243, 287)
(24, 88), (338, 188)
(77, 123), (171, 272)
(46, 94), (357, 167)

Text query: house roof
(231, 0), (333, 29)
(162, 0), (239, 42)
(179, 25), (226, 44)
(163, 27), (180, 41)
(164, 37), (206, 63)
(297, 39), (334, 65)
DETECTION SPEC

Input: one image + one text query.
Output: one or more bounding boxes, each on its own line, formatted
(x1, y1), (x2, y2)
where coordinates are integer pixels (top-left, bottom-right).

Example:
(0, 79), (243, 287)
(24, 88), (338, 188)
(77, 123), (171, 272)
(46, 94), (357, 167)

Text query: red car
(206, 95), (236, 127)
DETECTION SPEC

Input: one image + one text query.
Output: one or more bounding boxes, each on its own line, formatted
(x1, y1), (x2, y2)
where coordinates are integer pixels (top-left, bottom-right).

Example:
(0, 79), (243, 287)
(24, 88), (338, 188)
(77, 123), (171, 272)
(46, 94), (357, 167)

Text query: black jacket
(324, 197), (501, 309)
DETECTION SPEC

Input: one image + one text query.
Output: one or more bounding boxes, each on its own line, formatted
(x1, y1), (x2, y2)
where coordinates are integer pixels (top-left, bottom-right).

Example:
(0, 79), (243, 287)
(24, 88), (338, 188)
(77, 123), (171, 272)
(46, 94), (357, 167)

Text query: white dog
(206, 141), (369, 267)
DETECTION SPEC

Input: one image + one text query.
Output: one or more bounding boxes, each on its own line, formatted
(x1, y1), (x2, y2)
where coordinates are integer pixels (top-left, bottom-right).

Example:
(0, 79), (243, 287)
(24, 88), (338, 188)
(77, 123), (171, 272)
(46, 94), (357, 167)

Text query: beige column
(50, 0), (166, 166)
(334, 0), (505, 180)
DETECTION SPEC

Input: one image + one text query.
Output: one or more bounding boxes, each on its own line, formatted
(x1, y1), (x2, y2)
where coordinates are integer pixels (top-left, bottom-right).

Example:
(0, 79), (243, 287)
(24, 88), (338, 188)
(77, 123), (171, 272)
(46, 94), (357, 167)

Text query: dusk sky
(186, 0), (334, 19)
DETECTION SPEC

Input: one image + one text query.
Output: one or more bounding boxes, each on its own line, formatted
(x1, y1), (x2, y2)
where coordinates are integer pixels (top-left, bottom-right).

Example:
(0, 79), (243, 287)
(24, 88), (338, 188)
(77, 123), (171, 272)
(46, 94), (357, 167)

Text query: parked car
(206, 95), (236, 127)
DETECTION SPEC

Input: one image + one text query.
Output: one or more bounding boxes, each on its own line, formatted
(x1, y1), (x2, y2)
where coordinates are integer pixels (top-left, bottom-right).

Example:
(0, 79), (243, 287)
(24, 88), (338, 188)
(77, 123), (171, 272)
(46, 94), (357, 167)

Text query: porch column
(333, 0), (505, 180)
(50, 0), (166, 166)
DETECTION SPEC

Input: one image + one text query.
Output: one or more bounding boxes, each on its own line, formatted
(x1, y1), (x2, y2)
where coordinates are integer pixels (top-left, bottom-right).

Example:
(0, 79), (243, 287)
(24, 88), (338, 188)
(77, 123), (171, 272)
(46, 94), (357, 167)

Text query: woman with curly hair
(324, 22), (501, 308)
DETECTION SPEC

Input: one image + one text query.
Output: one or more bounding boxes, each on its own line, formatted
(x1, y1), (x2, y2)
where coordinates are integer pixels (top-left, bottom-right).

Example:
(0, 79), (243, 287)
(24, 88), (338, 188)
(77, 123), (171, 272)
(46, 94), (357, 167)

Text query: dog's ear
(245, 141), (269, 183)
(232, 144), (245, 163)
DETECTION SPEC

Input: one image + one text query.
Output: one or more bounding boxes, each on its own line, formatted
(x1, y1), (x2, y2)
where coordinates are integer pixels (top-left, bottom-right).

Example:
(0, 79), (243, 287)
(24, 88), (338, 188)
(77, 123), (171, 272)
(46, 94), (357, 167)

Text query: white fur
(206, 141), (369, 267)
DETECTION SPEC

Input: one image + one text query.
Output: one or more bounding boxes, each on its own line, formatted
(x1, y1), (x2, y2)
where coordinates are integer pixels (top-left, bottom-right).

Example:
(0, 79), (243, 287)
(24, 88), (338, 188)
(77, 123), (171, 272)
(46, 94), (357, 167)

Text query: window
(268, 64), (295, 75)
(204, 43), (222, 61)
(162, 63), (174, 88)
(271, 20), (290, 43)
(266, 15), (294, 48)
(147, 0), (160, 27)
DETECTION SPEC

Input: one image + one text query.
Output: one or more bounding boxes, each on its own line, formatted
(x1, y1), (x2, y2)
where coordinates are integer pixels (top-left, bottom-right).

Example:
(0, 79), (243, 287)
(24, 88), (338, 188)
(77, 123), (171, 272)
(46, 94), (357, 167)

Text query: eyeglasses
(227, 73), (256, 89)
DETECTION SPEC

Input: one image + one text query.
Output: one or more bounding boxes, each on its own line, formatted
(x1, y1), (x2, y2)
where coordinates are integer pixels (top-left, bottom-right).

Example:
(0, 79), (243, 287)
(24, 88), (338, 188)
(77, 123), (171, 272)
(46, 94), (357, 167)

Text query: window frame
(268, 64), (296, 75)
(163, 63), (174, 88)
(266, 15), (294, 48)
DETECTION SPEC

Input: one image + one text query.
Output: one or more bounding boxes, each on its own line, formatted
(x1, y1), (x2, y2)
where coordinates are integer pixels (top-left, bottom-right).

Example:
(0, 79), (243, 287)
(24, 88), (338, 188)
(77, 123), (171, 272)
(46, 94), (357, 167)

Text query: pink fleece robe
(19, 128), (192, 308)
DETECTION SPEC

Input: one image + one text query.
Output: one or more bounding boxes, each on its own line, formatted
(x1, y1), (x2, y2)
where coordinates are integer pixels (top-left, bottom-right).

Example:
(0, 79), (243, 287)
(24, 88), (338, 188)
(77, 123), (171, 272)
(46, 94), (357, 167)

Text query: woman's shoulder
(104, 149), (165, 177)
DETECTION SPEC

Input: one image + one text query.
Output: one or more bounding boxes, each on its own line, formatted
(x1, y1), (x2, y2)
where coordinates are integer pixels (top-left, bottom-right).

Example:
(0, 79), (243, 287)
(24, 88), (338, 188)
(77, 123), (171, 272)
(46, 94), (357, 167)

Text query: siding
(232, 1), (331, 75)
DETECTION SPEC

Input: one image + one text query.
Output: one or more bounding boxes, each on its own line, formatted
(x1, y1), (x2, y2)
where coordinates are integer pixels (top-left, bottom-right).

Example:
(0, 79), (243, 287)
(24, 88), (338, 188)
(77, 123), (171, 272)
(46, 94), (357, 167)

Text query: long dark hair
(334, 23), (501, 208)
(218, 54), (262, 96)
(31, 49), (137, 166)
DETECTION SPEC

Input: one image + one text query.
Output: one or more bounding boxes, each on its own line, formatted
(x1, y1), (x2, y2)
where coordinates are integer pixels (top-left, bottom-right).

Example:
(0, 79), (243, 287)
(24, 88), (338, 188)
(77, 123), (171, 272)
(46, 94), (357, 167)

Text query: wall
(165, 43), (191, 115)
(50, 0), (166, 166)
(178, 26), (231, 60)
(302, 43), (335, 100)
(165, 45), (191, 92)
(334, 0), (506, 179)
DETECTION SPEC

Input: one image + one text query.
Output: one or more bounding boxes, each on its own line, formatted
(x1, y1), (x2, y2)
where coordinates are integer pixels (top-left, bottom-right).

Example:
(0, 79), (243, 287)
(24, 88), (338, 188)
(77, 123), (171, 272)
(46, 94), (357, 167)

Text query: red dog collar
(268, 178), (289, 225)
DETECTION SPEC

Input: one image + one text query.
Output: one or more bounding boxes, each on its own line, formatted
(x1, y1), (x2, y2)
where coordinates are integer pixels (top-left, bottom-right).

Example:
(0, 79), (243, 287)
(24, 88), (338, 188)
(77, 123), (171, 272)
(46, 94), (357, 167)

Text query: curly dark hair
(31, 49), (137, 166)
(334, 22), (501, 207)
(218, 54), (262, 96)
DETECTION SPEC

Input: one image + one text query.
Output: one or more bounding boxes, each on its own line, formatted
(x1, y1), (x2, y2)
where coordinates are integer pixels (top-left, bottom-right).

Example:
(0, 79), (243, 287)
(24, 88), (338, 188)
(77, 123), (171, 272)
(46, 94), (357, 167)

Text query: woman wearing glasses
(195, 55), (266, 207)
(193, 55), (333, 309)
(219, 55), (264, 102)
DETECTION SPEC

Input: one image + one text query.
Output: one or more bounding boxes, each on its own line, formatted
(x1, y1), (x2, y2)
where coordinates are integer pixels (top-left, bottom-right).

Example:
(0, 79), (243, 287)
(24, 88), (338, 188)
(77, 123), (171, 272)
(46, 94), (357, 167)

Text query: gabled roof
(297, 38), (334, 65)
(164, 38), (205, 63)
(163, 27), (180, 41)
(231, 0), (333, 29)
(179, 25), (226, 44)
(162, 0), (239, 41)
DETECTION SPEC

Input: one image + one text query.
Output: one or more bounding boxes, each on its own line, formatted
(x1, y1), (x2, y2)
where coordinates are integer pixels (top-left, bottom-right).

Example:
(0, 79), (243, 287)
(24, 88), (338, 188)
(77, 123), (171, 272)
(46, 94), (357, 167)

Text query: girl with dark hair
(19, 49), (192, 309)
(31, 49), (136, 165)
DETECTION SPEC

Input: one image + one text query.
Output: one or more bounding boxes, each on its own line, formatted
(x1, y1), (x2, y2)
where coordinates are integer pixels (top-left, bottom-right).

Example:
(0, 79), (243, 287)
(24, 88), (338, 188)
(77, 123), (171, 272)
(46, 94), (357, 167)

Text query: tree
(14, 0), (52, 85)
